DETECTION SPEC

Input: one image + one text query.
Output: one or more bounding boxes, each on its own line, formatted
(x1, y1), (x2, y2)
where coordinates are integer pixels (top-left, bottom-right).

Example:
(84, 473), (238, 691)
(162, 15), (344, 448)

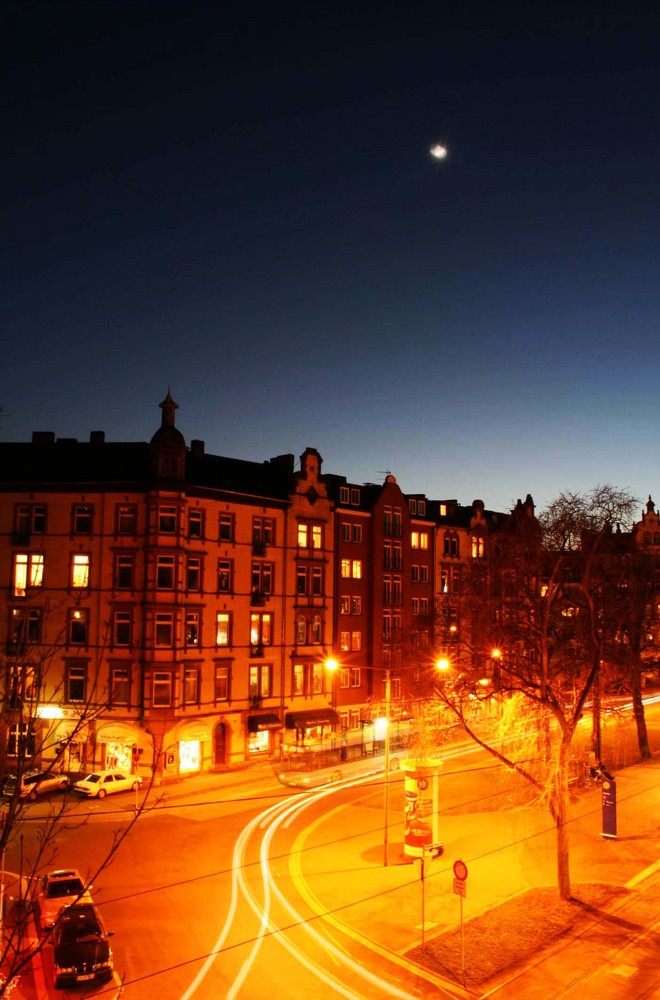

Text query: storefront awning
(285, 709), (339, 730)
(247, 714), (282, 732)
(96, 723), (139, 744)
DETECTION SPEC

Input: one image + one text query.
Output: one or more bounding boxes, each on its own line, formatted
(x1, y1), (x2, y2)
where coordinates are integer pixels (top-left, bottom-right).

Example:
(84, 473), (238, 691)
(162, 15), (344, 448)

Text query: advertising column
(401, 758), (443, 858)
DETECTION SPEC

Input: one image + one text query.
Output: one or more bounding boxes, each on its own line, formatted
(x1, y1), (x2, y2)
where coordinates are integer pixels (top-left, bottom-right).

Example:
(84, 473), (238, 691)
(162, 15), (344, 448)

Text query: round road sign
(453, 859), (468, 881)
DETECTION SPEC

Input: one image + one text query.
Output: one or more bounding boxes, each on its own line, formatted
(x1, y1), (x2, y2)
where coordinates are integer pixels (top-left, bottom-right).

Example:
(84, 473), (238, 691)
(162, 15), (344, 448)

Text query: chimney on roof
(190, 439), (205, 458)
(32, 431), (55, 446)
(90, 431), (105, 445)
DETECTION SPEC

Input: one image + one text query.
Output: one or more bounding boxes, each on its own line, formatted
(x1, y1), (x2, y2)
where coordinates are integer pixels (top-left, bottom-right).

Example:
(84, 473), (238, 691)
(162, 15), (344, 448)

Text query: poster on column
(402, 759), (443, 858)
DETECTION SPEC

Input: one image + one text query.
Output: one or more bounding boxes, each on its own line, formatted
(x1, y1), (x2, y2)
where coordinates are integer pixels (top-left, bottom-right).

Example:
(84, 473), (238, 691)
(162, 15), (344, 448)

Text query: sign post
(601, 777), (617, 839)
(453, 859), (468, 978)
(419, 843), (444, 948)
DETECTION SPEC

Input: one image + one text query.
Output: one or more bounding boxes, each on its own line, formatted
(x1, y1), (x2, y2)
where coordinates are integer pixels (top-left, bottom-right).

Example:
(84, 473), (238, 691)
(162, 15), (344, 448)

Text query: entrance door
(214, 723), (227, 766)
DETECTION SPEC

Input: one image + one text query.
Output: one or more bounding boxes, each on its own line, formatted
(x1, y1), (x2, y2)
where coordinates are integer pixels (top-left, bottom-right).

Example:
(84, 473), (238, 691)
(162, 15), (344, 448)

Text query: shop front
(284, 708), (340, 750)
(247, 714), (281, 756)
(176, 722), (212, 774)
(96, 722), (143, 774)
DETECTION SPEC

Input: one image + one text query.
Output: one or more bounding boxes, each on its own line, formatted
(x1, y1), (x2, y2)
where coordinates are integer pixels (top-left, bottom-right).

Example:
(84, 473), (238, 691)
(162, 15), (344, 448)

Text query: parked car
(51, 902), (113, 990)
(37, 869), (93, 931)
(74, 769), (141, 798)
(2, 768), (69, 801)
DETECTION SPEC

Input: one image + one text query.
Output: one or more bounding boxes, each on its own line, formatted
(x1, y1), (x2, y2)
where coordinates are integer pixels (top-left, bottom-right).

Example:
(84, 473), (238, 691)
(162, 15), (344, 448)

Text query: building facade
(1, 393), (532, 782)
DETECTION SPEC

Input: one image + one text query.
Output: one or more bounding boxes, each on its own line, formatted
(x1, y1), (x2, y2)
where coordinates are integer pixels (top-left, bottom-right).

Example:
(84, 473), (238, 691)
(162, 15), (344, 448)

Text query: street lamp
(382, 667), (391, 867)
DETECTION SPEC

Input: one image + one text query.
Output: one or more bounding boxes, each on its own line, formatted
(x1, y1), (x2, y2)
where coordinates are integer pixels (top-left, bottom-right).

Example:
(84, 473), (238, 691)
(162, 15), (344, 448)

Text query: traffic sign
(453, 877), (466, 897)
(453, 859), (468, 881)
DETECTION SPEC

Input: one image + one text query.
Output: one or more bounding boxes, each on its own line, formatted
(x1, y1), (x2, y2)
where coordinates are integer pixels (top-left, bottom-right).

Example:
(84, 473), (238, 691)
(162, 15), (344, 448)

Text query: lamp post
(383, 666), (391, 867)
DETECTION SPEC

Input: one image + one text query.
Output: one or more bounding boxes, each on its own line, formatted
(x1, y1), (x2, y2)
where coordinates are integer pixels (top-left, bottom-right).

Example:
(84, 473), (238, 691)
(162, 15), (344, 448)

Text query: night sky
(4, 0), (660, 516)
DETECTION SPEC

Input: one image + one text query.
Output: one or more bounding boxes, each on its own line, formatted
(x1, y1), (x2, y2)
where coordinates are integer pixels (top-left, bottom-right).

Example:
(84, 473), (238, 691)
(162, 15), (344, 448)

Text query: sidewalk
(300, 754), (660, 998)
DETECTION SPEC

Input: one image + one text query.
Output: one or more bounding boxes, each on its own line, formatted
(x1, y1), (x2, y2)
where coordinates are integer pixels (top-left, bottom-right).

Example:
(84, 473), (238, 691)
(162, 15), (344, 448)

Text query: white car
(37, 869), (93, 930)
(74, 769), (141, 798)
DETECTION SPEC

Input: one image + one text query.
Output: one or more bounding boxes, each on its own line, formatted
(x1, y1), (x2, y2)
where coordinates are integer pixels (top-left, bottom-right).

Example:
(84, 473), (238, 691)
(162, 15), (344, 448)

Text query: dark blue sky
(4, 0), (660, 515)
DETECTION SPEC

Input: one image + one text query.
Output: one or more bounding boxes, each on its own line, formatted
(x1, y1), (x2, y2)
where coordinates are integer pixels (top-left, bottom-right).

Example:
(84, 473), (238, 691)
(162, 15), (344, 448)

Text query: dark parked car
(51, 903), (113, 990)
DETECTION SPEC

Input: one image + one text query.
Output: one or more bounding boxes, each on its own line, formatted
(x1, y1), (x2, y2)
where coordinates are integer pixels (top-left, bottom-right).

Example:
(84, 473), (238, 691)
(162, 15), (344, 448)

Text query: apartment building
(1, 393), (523, 781)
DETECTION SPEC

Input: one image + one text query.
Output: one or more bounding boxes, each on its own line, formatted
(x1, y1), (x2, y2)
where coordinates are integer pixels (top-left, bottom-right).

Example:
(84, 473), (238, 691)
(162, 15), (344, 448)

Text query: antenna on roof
(377, 469), (392, 478)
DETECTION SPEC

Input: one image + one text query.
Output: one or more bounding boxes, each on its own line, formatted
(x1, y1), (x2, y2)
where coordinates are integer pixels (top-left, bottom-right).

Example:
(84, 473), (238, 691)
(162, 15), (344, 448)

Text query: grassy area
(407, 883), (629, 987)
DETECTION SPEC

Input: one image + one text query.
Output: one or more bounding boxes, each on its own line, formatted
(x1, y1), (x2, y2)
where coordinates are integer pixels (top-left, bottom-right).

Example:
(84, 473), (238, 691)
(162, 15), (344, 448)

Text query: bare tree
(431, 486), (637, 901)
(0, 603), (157, 996)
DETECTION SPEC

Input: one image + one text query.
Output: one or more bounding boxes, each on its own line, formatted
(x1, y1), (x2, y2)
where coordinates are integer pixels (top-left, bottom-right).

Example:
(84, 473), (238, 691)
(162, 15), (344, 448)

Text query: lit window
(249, 663), (272, 699)
(71, 554), (89, 589)
(471, 535), (485, 559)
(340, 596), (350, 615)
(216, 612), (232, 646)
(250, 613), (273, 650)
(352, 560), (362, 579)
(341, 559), (351, 578)
(351, 631), (361, 651)
(13, 553), (44, 596)
(411, 531), (428, 549)
(340, 631), (350, 651)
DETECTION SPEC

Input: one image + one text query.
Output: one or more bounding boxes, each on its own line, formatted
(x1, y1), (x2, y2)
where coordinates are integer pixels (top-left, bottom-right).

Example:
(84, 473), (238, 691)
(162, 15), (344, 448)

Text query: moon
(430, 144), (448, 159)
